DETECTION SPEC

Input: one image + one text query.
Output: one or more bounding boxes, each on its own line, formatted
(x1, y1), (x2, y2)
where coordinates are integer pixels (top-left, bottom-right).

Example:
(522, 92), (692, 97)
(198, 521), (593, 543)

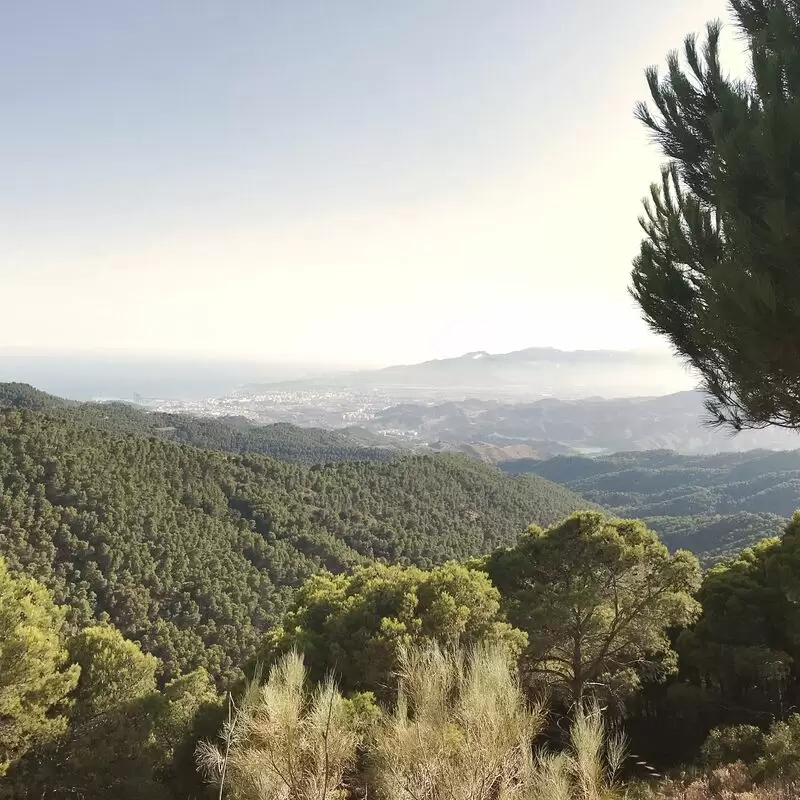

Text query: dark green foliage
(500, 449), (799, 565)
(695, 715), (800, 785)
(702, 724), (766, 768)
(0, 382), (74, 411)
(5, 648), (220, 800)
(630, 1), (800, 431)
(0, 557), (79, 776)
(0, 381), (394, 464)
(668, 514), (800, 738)
(756, 713), (800, 784)
(645, 513), (786, 566)
(0, 562), (217, 798)
(262, 562), (526, 700)
(0, 408), (588, 682)
(483, 512), (701, 705)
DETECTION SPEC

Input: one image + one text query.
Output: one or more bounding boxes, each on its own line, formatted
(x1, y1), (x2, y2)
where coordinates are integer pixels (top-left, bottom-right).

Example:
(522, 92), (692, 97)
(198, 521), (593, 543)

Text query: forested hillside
(501, 449), (800, 564)
(0, 382), (395, 464)
(0, 407), (589, 682)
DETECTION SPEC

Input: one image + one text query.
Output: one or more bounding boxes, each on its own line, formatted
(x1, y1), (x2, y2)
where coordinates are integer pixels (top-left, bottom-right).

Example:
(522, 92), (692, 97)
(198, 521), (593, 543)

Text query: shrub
(701, 724), (765, 769)
(371, 642), (626, 800)
(197, 650), (359, 800)
(372, 642), (545, 800)
(755, 713), (800, 785)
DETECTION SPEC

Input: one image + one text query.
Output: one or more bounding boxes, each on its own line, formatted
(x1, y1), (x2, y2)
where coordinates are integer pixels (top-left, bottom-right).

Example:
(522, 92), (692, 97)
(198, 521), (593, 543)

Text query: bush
(372, 643), (545, 800)
(701, 724), (765, 769)
(197, 650), (359, 800)
(755, 713), (800, 785)
(201, 643), (630, 800)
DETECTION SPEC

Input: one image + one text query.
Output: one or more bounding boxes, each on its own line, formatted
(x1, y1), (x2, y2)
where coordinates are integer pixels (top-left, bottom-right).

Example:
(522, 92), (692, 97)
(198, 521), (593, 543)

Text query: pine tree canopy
(631, 0), (800, 431)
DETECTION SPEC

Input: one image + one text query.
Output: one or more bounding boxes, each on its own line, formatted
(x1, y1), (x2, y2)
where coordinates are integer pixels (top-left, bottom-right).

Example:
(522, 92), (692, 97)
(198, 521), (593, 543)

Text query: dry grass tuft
(372, 642), (626, 800)
(372, 642), (544, 800)
(198, 643), (633, 800)
(197, 650), (358, 800)
(526, 702), (626, 800)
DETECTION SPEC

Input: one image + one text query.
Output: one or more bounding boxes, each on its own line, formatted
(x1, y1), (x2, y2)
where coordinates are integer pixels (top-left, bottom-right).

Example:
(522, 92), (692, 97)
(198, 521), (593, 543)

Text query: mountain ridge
(241, 346), (696, 400)
(0, 382), (397, 464)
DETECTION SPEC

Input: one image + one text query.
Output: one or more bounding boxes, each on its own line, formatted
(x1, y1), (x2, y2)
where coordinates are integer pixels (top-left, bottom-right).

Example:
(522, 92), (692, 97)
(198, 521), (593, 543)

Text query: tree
(261, 563), (526, 699)
(677, 513), (800, 726)
(0, 556), (79, 775)
(197, 650), (359, 800)
(4, 626), (220, 800)
(677, 537), (792, 723)
(68, 624), (160, 718)
(630, 0), (800, 431)
(158, 669), (224, 800)
(484, 512), (701, 705)
(64, 666), (219, 800)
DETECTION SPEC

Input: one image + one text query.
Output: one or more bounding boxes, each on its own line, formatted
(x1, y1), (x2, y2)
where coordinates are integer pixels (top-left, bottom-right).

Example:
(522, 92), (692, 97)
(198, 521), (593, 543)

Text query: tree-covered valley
(501, 449), (800, 566)
(0, 399), (591, 683)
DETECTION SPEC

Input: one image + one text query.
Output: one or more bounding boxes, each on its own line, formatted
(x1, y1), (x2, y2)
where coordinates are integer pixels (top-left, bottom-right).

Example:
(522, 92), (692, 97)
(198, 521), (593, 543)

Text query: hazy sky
(2, 0), (744, 366)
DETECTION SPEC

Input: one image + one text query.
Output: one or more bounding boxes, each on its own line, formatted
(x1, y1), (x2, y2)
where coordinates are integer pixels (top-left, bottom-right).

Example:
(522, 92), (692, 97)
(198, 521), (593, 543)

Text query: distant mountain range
(366, 391), (800, 456)
(246, 347), (697, 400)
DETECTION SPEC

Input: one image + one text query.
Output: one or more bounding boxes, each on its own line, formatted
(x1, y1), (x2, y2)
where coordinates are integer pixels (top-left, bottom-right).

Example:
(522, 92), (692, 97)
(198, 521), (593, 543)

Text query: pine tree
(0, 557), (79, 775)
(631, 0), (800, 431)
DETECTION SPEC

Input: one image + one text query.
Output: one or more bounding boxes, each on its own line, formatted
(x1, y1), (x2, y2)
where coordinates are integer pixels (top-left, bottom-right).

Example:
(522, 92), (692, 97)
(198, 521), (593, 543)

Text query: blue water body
(0, 354), (332, 401)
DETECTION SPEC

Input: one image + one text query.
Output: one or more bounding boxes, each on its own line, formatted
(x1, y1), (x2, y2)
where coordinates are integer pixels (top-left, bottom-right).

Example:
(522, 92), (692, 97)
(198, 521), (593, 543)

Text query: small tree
(6, 625), (219, 800)
(0, 557), (79, 775)
(372, 642), (626, 800)
(631, 1), (800, 431)
(374, 643), (545, 800)
(68, 624), (160, 718)
(702, 724), (766, 768)
(485, 512), (701, 705)
(197, 650), (359, 800)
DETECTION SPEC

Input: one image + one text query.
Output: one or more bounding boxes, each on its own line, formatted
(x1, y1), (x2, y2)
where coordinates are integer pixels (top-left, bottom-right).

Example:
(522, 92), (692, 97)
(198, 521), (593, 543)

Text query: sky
(1, 0), (746, 367)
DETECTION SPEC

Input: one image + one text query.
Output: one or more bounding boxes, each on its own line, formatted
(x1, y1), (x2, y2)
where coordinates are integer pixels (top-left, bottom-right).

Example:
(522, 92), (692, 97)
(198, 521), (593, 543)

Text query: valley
(501, 449), (800, 566)
(3, 379), (799, 574)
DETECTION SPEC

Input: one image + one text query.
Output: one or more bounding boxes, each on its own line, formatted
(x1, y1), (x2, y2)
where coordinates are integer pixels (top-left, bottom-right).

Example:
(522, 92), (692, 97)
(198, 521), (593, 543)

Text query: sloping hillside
(0, 381), (394, 464)
(500, 449), (800, 565)
(0, 408), (590, 680)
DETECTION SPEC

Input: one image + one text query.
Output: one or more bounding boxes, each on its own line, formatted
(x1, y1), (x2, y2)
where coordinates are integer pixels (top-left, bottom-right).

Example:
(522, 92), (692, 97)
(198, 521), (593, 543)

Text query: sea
(0, 353), (336, 402)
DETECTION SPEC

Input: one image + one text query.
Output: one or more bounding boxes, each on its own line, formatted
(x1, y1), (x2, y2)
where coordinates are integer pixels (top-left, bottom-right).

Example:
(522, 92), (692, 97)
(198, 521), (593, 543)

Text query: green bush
(701, 724), (765, 769)
(755, 714), (800, 785)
